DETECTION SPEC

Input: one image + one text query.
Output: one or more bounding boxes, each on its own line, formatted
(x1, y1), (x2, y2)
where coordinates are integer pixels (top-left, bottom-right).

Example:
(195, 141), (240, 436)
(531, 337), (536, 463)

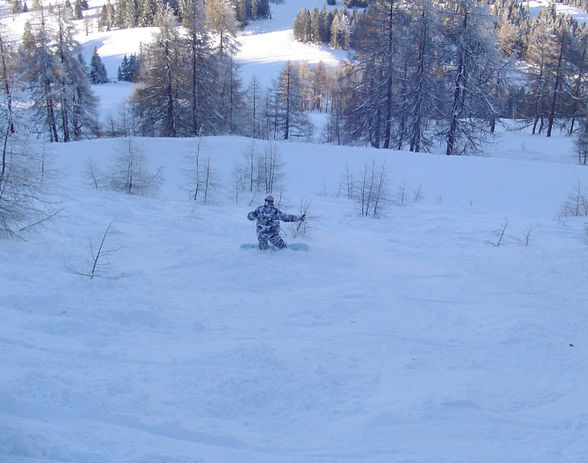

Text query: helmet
(265, 195), (274, 202)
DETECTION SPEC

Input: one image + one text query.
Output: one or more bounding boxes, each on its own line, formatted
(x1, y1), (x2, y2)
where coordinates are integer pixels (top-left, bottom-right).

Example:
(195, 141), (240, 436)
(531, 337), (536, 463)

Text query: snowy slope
(2, 133), (588, 462)
(2, 0), (588, 461)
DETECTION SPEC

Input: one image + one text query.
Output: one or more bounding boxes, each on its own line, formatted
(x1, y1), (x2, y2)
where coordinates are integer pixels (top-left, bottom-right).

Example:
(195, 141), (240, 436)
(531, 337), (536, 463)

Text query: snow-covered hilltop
(2, 1), (588, 462)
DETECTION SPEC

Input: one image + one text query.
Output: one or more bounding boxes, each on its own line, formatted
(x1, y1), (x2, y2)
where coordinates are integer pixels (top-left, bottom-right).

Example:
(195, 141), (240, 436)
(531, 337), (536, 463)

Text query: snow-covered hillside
(2, 0), (588, 462)
(2, 130), (588, 462)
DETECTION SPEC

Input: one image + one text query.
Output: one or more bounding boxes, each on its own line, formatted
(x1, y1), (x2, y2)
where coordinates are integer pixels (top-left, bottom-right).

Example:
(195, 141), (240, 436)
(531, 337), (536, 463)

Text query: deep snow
(2, 0), (588, 461)
(2, 132), (588, 462)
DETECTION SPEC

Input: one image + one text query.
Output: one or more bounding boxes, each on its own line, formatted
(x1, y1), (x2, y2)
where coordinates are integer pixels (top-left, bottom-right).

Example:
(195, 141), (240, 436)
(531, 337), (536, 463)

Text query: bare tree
(0, 132), (53, 237)
(185, 134), (218, 204)
(107, 138), (163, 196)
(233, 140), (285, 196)
(356, 160), (388, 217)
(561, 180), (588, 217)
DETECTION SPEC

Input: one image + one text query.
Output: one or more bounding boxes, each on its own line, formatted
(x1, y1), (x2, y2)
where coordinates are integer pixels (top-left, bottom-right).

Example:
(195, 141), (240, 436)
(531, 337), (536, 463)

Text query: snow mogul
(247, 195), (305, 250)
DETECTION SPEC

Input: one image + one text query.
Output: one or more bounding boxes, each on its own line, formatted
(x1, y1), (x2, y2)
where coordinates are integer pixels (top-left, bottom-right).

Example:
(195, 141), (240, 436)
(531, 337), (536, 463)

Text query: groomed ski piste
(2, 1), (588, 462)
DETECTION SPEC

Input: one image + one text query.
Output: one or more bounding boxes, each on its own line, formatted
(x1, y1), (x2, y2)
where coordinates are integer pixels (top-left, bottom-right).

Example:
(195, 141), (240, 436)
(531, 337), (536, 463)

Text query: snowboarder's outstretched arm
(277, 211), (303, 222)
(247, 209), (258, 221)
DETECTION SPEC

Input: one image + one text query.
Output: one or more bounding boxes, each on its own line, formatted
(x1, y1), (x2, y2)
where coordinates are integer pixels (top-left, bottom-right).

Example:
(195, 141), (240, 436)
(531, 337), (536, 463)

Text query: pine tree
(98, 1), (115, 31)
(89, 46), (109, 84)
(74, 0), (84, 19)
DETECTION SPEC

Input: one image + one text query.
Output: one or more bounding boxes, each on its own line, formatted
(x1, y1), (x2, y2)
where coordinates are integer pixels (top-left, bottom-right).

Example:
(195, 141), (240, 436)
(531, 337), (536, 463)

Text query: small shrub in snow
(0, 133), (55, 238)
(491, 220), (509, 247)
(107, 138), (163, 196)
(356, 160), (388, 217)
(67, 221), (121, 279)
(287, 196), (312, 239)
(560, 180), (588, 217)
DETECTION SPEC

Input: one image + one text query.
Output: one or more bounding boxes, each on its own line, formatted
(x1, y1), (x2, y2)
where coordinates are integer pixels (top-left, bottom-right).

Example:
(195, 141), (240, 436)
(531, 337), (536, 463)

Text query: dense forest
(2, 0), (588, 158)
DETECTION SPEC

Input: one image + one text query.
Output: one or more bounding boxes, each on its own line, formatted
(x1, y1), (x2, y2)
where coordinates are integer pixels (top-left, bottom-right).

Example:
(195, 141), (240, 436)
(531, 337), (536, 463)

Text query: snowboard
(240, 243), (308, 252)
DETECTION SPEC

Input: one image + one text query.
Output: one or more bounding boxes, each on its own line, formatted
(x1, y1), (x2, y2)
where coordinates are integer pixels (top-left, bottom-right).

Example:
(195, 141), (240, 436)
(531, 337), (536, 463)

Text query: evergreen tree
(118, 54), (129, 80)
(138, 0), (158, 25)
(98, 1), (116, 31)
(74, 0), (84, 19)
(89, 46), (109, 84)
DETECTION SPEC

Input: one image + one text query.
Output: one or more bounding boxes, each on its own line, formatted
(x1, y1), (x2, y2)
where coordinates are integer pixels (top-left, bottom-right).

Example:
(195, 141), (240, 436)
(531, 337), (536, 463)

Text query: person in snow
(247, 195), (305, 250)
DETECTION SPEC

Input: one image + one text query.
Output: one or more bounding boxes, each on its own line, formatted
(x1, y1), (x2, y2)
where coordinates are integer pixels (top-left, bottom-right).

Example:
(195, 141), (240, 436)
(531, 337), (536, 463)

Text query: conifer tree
(442, 0), (501, 155)
(30, 9), (60, 142)
(404, 0), (442, 152)
(346, 0), (406, 148)
(53, 4), (98, 141)
(206, 0), (239, 58)
(0, 29), (15, 136)
(98, 1), (116, 31)
(90, 46), (109, 84)
(132, 9), (185, 137)
(182, 0), (219, 135)
(269, 63), (312, 140)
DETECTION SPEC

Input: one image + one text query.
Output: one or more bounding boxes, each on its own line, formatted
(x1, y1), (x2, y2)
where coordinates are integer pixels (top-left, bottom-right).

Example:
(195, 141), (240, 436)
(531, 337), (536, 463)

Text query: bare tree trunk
(383, 0), (395, 150)
(546, 32), (565, 138)
(0, 34), (15, 134)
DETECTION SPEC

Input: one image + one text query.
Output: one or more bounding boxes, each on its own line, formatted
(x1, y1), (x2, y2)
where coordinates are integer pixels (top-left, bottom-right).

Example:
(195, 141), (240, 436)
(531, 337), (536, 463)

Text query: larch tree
(30, 8), (60, 142)
(442, 0), (501, 155)
(133, 8), (186, 137)
(53, 4), (98, 141)
(270, 62), (312, 140)
(404, 0), (442, 153)
(182, 0), (218, 135)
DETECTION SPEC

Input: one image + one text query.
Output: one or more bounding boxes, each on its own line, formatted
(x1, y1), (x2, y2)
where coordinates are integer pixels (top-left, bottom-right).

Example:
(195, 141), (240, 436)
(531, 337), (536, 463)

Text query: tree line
(291, 0), (588, 154)
(4, 0), (588, 158)
(98, 0), (272, 31)
(293, 6), (361, 50)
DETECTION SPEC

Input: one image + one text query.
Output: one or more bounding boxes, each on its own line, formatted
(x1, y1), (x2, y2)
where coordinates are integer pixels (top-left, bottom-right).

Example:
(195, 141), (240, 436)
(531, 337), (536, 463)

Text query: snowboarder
(247, 195), (305, 250)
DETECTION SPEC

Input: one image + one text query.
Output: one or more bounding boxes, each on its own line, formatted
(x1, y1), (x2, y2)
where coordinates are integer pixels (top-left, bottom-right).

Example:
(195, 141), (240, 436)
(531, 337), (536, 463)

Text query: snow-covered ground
(2, 130), (588, 463)
(2, 1), (588, 462)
